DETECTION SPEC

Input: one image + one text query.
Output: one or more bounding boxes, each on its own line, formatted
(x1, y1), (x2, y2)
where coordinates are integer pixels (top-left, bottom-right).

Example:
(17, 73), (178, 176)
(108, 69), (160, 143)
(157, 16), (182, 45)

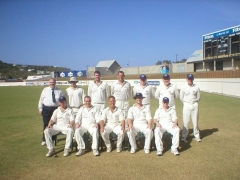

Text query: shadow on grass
(178, 128), (219, 152)
(162, 133), (192, 154)
(200, 128), (219, 139)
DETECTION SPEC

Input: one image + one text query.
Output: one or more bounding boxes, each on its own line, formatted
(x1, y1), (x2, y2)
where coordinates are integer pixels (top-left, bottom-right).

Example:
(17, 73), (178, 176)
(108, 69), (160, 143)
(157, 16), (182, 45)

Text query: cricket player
(100, 96), (125, 153)
(132, 74), (155, 109)
(155, 74), (179, 109)
(154, 97), (180, 156)
(180, 74), (201, 142)
(65, 77), (85, 118)
(74, 96), (100, 156)
(127, 93), (153, 154)
(44, 96), (74, 157)
(88, 71), (110, 116)
(111, 71), (131, 126)
(38, 78), (62, 146)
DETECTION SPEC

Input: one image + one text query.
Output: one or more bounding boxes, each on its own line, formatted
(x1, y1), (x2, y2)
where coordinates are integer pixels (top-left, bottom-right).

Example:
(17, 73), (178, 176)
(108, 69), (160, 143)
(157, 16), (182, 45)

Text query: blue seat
(128, 130), (156, 151)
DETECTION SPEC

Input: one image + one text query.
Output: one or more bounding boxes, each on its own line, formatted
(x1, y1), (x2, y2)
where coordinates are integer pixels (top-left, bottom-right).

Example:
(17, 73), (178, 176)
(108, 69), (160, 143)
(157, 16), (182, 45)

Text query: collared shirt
(75, 105), (100, 126)
(133, 83), (155, 105)
(101, 107), (124, 127)
(155, 83), (179, 108)
(154, 107), (177, 124)
(38, 86), (62, 111)
(51, 107), (74, 127)
(127, 104), (152, 124)
(65, 86), (85, 108)
(111, 81), (131, 101)
(88, 81), (110, 104)
(180, 84), (200, 104)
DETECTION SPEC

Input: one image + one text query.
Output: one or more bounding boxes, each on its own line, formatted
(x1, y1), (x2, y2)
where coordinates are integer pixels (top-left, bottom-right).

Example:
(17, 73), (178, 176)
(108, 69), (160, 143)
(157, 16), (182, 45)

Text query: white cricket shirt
(51, 107), (74, 127)
(88, 81), (110, 104)
(133, 83), (155, 105)
(75, 105), (100, 126)
(155, 83), (179, 107)
(127, 104), (152, 124)
(154, 107), (178, 124)
(101, 107), (124, 127)
(65, 86), (85, 108)
(111, 81), (131, 101)
(180, 84), (200, 104)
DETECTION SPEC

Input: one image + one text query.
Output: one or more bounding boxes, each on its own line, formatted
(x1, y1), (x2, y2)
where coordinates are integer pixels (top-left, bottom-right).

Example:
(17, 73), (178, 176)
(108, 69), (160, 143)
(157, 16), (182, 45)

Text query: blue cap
(163, 74), (170, 79)
(140, 74), (147, 80)
(59, 96), (66, 102)
(162, 97), (169, 103)
(187, 74), (194, 79)
(134, 93), (145, 99)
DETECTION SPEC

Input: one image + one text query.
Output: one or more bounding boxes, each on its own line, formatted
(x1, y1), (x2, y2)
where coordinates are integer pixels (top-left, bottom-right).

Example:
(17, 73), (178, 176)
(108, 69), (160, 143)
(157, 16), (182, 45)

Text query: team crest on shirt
(65, 113), (70, 119)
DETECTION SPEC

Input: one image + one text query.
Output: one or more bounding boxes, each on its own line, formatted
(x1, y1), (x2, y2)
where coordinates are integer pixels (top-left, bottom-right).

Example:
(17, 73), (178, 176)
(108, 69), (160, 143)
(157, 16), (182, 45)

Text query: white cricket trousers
(115, 100), (129, 128)
(154, 124), (180, 152)
(101, 125), (124, 148)
(75, 125), (99, 150)
(182, 102), (200, 139)
(127, 123), (153, 151)
(44, 125), (74, 150)
(92, 103), (105, 112)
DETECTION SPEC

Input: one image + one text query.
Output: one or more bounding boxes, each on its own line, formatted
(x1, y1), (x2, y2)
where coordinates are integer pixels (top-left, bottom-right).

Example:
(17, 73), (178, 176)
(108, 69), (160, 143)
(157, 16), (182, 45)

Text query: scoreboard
(202, 25), (240, 60)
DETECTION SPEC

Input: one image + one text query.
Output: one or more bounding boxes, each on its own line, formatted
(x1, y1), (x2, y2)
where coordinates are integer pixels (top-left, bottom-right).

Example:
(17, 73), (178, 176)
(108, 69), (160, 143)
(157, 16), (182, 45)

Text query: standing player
(38, 78), (62, 146)
(88, 71), (110, 116)
(180, 74), (201, 142)
(99, 96), (125, 153)
(154, 97), (180, 156)
(155, 74), (179, 108)
(65, 77), (85, 119)
(111, 71), (131, 126)
(132, 74), (155, 109)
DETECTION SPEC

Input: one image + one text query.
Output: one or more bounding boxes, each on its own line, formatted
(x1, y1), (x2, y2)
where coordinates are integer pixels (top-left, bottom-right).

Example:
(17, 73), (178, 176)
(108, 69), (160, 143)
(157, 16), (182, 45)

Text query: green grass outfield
(0, 86), (240, 180)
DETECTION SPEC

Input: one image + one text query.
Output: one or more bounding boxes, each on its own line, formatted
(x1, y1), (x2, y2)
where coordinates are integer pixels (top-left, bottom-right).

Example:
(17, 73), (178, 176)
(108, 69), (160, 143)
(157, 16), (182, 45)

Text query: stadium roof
(186, 49), (203, 63)
(96, 60), (121, 68)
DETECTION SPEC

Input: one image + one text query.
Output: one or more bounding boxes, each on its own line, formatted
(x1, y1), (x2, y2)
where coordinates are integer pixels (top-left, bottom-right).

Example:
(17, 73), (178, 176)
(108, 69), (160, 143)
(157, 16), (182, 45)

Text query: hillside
(0, 60), (70, 80)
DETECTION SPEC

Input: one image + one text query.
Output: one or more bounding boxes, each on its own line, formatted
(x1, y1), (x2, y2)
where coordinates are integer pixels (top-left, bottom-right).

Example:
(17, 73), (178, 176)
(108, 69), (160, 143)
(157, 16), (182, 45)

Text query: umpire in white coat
(38, 78), (62, 146)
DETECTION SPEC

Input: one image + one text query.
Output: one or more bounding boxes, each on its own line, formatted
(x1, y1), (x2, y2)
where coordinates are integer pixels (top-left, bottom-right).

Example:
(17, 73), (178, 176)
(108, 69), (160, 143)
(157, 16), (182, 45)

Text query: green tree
(155, 60), (162, 65)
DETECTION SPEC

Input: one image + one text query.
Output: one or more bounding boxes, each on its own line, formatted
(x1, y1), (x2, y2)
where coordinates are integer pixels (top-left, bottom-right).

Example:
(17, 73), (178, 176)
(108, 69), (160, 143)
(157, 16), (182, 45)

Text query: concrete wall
(195, 63), (204, 72)
(1, 78), (240, 97)
(87, 67), (95, 78)
(223, 60), (239, 70)
(171, 78), (240, 97)
(171, 63), (194, 73)
(121, 65), (162, 75)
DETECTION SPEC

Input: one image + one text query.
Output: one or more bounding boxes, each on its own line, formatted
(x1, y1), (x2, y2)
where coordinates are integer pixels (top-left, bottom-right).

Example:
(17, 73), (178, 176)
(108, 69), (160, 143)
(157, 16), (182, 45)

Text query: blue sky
(1, 0), (240, 70)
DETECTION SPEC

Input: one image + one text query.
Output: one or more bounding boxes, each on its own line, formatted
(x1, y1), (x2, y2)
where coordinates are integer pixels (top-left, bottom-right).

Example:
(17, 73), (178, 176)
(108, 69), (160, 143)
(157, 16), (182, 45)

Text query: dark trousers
(42, 105), (57, 141)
